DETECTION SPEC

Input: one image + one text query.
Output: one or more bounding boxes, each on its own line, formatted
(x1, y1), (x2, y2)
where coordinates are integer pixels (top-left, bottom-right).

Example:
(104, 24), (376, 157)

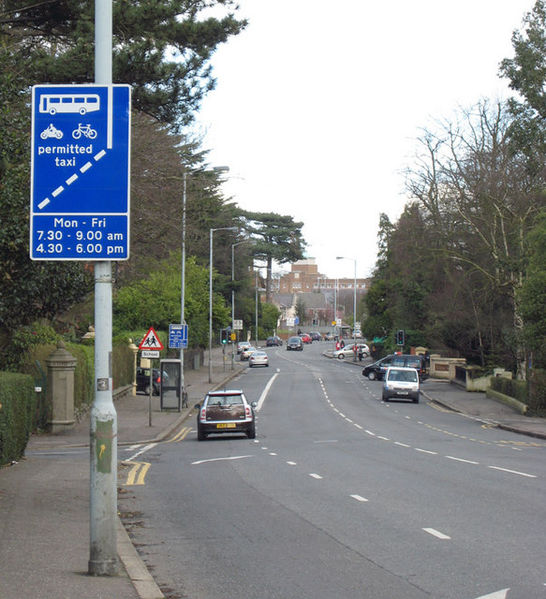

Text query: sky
(194, 0), (536, 280)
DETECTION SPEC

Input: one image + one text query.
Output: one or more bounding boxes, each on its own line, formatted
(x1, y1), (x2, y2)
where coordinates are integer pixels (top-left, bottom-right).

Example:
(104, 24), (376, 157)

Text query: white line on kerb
(423, 528), (451, 540)
(489, 465), (536, 478)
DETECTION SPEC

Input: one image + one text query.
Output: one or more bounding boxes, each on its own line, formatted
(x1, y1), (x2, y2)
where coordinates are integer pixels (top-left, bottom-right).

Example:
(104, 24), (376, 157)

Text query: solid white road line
(256, 372), (279, 412)
(309, 473), (323, 479)
(192, 455), (253, 465)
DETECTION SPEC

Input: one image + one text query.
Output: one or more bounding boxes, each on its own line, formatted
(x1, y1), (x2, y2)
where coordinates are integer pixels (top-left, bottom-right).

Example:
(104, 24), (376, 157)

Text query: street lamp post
(231, 240), (249, 370)
(180, 171), (187, 398)
(209, 227), (237, 383)
(336, 256), (357, 361)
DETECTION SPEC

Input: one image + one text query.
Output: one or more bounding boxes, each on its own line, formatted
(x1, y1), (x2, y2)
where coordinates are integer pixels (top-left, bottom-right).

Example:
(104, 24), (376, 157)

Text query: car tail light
(245, 405), (251, 418)
(200, 407), (206, 421)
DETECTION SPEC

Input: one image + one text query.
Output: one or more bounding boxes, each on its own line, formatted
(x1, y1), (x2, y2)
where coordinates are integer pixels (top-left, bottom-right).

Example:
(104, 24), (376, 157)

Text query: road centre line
(350, 494), (369, 502)
(446, 455), (479, 465)
(423, 528), (451, 540)
(394, 442), (411, 448)
(488, 465), (536, 478)
(309, 473), (323, 479)
(415, 448), (438, 455)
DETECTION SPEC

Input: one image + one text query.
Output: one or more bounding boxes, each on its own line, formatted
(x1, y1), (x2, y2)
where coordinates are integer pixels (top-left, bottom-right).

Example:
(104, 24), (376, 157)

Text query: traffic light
(395, 329), (405, 346)
(220, 328), (228, 344)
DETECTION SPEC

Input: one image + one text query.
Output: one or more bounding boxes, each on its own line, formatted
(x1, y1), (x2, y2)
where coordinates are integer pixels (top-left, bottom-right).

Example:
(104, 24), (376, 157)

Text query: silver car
(249, 350), (269, 368)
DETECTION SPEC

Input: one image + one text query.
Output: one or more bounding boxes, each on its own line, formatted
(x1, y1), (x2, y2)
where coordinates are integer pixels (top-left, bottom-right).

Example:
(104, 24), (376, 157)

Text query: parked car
(333, 343), (370, 360)
(362, 353), (428, 381)
(237, 341), (251, 355)
(310, 332), (322, 341)
(266, 336), (281, 347)
(240, 346), (257, 361)
(194, 390), (257, 440)
(286, 336), (303, 351)
(249, 350), (269, 368)
(382, 367), (420, 403)
(136, 367), (164, 395)
(323, 332), (335, 341)
(300, 333), (312, 344)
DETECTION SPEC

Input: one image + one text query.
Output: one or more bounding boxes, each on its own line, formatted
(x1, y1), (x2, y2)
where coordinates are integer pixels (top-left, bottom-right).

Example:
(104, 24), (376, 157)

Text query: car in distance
(333, 343), (370, 360)
(299, 333), (312, 344)
(266, 336), (282, 347)
(136, 367), (163, 395)
(310, 332), (322, 341)
(237, 341), (251, 355)
(286, 336), (303, 351)
(363, 354), (427, 381)
(195, 390), (257, 440)
(382, 367), (420, 403)
(249, 350), (269, 367)
(240, 345), (257, 361)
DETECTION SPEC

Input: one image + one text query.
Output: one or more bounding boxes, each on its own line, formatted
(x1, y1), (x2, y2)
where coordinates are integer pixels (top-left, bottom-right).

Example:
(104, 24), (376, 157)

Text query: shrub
(528, 369), (546, 415)
(0, 372), (36, 465)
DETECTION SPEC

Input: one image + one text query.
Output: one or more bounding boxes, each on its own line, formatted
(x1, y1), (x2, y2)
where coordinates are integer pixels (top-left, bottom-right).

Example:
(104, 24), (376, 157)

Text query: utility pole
(89, 0), (118, 576)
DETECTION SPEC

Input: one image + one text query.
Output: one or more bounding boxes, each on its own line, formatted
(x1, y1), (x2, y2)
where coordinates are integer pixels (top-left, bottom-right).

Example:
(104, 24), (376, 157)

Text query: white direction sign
(30, 84), (131, 260)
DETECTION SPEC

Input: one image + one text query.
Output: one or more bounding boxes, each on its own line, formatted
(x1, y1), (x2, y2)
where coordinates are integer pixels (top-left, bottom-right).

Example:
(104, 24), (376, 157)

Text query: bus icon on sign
(39, 93), (100, 116)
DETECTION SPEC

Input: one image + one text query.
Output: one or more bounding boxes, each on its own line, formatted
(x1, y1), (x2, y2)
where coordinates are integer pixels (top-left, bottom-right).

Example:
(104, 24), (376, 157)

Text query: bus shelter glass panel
(160, 359), (181, 411)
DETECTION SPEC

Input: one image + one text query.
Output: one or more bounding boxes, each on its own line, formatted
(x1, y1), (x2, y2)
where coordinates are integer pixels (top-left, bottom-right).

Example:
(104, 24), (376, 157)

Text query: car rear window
(207, 395), (243, 406)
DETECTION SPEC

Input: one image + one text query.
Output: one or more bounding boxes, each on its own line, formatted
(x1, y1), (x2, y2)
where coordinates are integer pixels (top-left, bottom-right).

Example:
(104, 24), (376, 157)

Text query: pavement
(1, 347), (545, 599)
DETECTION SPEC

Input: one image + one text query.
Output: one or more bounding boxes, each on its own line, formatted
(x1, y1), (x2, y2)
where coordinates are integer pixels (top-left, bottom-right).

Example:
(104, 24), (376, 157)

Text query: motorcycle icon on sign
(72, 123), (97, 140)
(40, 124), (63, 140)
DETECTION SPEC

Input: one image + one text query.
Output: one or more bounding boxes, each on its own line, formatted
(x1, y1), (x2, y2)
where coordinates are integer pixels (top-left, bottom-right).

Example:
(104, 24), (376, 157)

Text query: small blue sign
(169, 324), (188, 349)
(30, 84), (131, 260)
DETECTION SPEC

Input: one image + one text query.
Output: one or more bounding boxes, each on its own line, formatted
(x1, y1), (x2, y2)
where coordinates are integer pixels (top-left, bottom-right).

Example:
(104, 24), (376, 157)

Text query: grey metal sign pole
(89, 0), (118, 576)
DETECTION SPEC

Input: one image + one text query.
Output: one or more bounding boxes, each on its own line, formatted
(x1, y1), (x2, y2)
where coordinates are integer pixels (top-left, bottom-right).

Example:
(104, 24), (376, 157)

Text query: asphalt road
(119, 342), (546, 599)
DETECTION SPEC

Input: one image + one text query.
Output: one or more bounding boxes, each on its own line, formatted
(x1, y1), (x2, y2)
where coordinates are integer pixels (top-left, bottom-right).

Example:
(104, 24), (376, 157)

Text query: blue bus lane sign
(30, 84), (131, 260)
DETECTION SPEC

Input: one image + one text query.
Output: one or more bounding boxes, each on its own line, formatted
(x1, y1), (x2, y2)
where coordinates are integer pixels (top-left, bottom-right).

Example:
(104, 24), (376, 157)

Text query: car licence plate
(216, 423), (236, 429)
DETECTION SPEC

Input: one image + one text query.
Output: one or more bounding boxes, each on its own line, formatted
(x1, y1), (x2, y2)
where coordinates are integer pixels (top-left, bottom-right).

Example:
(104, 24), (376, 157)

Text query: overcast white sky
(194, 0), (535, 279)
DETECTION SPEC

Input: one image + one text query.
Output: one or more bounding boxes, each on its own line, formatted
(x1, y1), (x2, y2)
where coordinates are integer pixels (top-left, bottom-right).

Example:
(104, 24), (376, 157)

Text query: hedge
(0, 372), (36, 466)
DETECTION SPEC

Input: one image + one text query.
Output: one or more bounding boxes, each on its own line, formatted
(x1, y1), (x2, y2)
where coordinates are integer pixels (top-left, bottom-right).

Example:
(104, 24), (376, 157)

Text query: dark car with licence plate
(195, 390), (257, 440)
(286, 336), (303, 351)
(363, 353), (428, 381)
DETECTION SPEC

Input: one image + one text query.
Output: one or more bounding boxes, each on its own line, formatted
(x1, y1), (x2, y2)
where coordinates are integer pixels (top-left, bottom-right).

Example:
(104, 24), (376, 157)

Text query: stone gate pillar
(46, 341), (77, 434)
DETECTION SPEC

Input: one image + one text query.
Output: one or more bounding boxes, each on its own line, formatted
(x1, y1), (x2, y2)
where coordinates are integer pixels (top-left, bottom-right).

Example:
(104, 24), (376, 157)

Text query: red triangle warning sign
(138, 327), (164, 351)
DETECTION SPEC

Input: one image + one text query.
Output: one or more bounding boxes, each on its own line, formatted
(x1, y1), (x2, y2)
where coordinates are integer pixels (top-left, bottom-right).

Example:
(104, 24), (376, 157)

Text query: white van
(382, 367), (420, 403)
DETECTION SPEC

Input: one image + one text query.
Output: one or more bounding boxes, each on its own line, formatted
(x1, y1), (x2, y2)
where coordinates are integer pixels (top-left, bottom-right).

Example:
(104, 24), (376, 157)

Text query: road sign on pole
(30, 84), (131, 261)
(169, 324), (188, 349)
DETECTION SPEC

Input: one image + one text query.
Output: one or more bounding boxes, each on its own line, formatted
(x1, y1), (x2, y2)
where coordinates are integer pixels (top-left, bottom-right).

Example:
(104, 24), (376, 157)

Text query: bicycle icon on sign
(72, 123), (97, 140)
